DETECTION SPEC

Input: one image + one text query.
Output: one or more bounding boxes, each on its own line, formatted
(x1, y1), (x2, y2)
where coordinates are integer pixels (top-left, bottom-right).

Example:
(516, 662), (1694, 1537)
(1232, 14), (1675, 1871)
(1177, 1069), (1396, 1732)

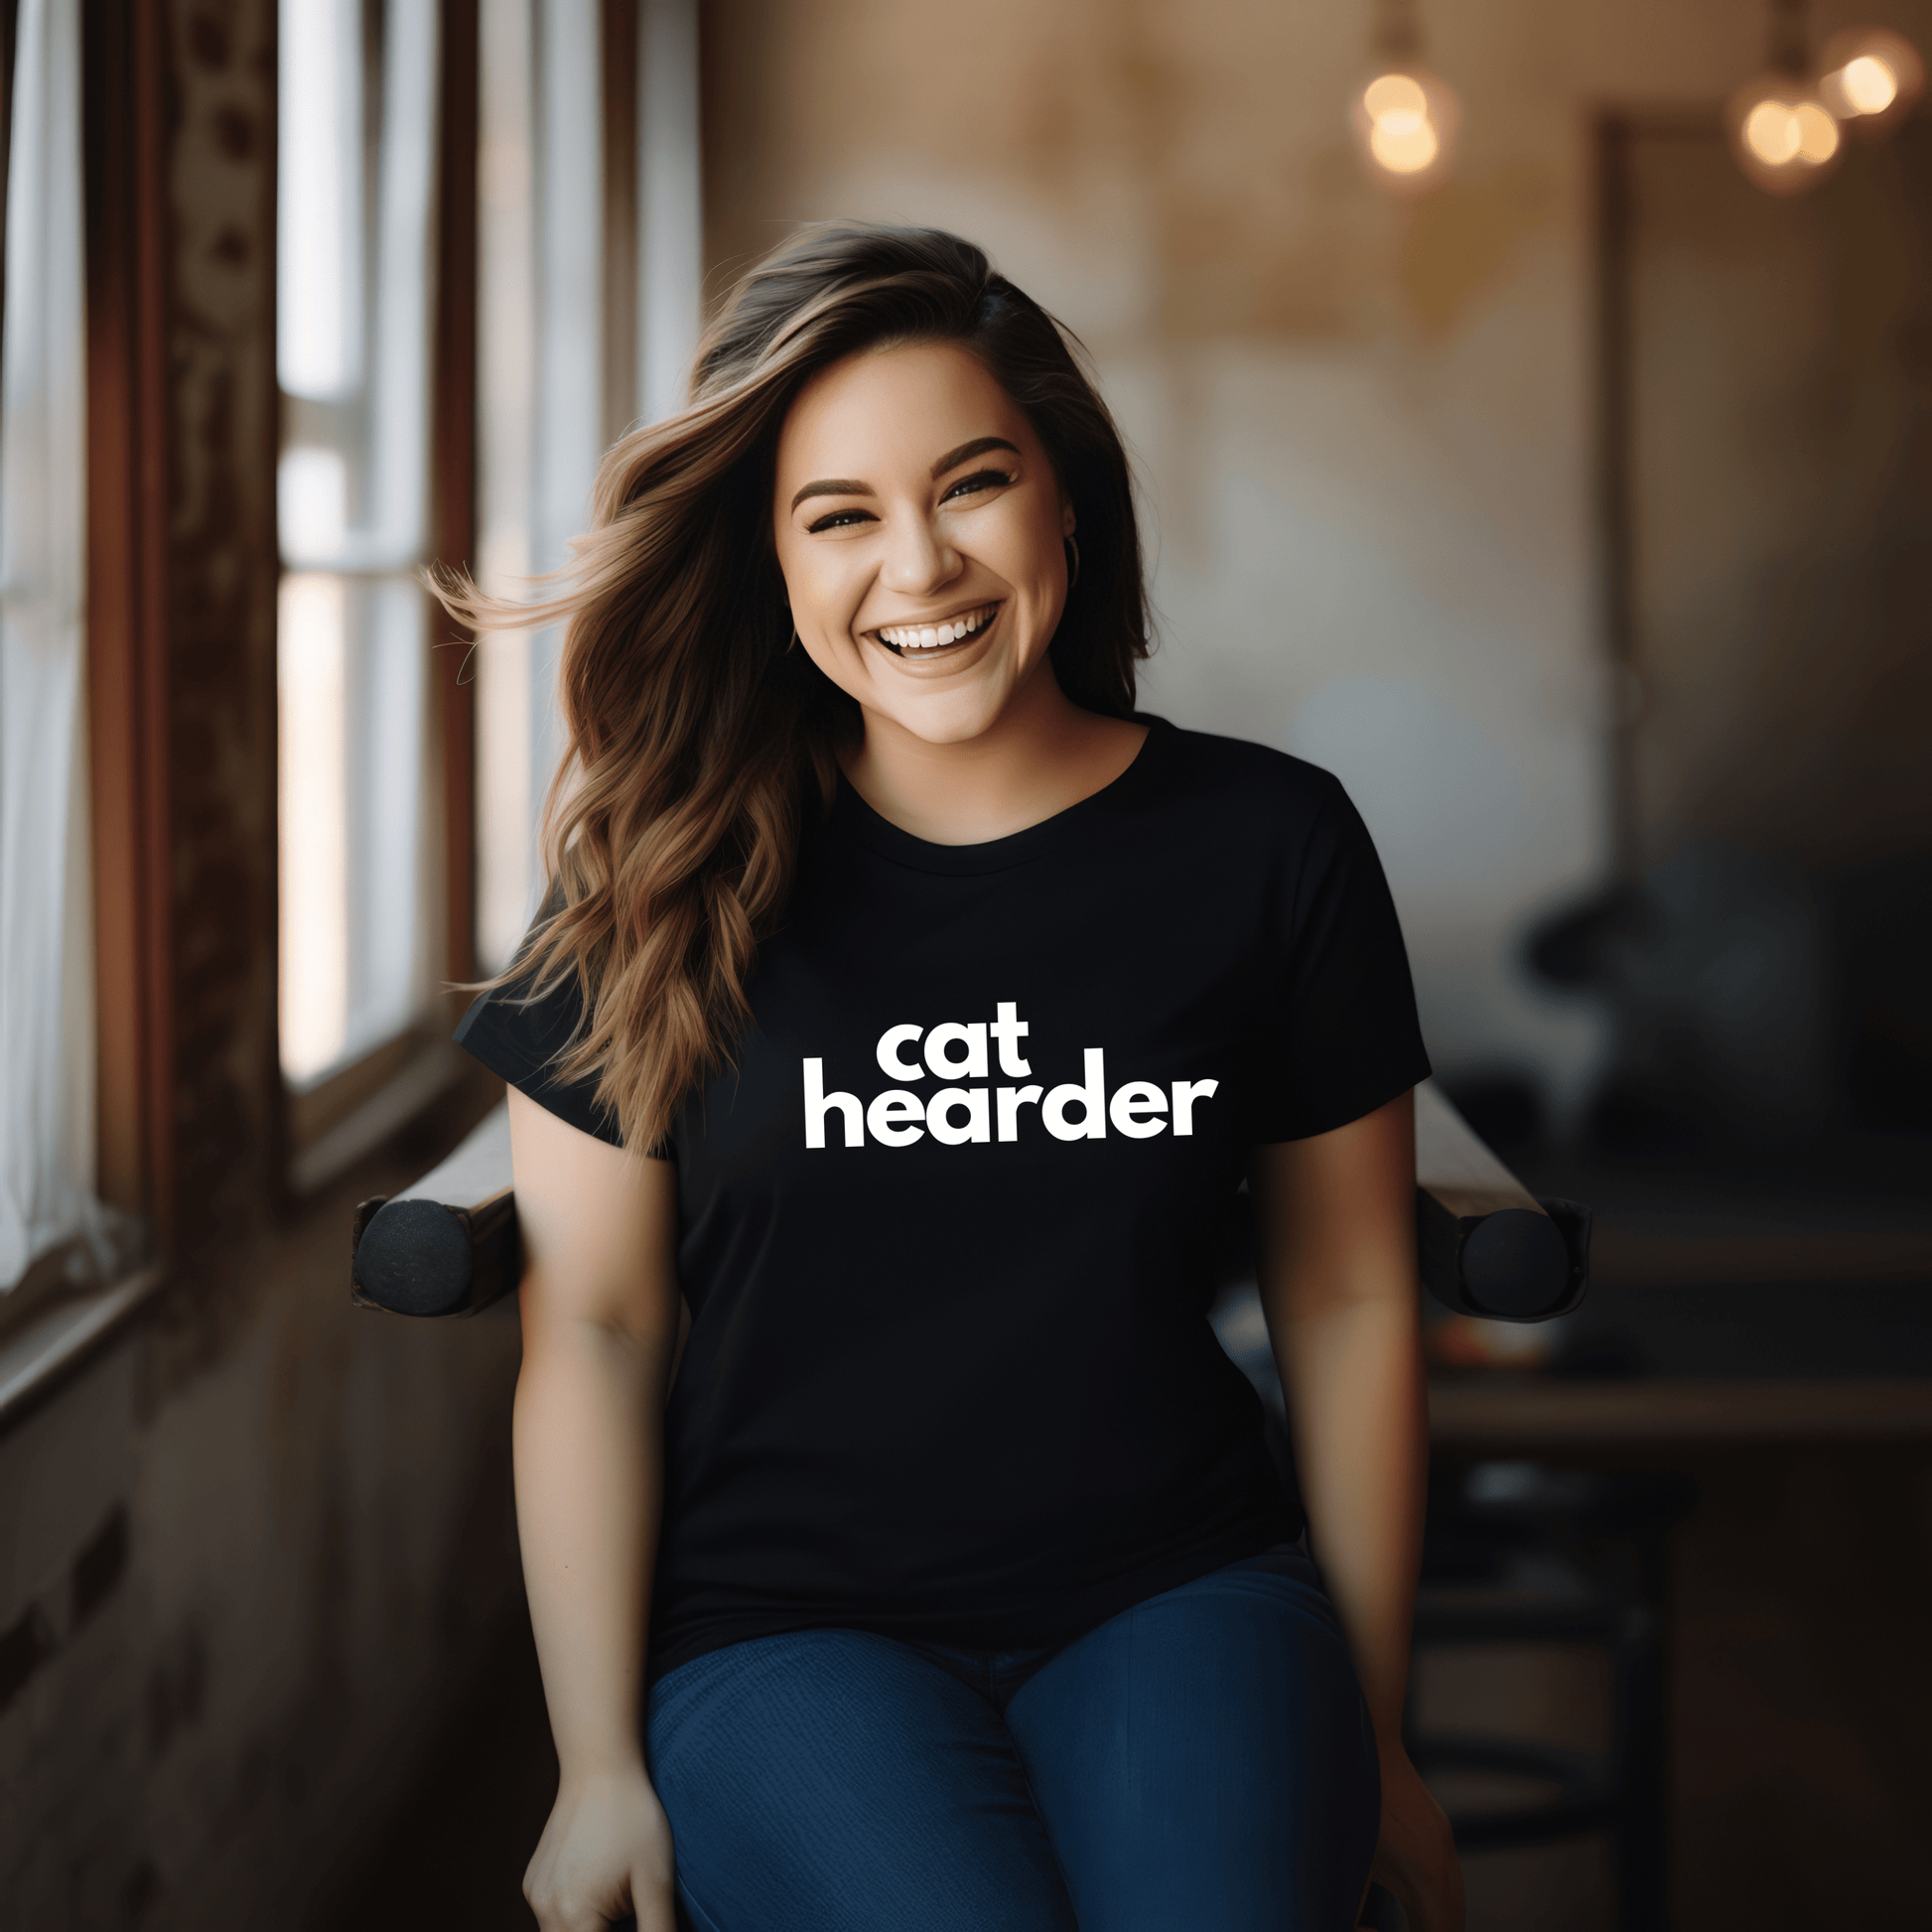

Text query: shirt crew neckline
(829, 713), (1172, 877)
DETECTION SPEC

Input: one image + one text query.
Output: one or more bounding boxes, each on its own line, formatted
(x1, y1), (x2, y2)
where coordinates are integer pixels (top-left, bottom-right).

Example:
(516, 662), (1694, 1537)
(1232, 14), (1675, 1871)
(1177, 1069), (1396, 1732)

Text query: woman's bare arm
(508, 1084), (683, 1932)
(1251, 1091), (1462, 1931)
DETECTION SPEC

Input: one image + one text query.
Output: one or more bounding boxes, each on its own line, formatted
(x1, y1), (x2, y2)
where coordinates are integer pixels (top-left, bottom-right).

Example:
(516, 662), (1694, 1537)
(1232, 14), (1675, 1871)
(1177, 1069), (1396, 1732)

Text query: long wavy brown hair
(438, 223), (1152, 1153)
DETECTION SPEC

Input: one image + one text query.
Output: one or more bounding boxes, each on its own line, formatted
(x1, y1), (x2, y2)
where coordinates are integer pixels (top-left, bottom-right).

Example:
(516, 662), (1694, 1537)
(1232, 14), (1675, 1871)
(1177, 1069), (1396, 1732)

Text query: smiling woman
(436, 224), (1459, 1932)
(773, 341), (1145, 842)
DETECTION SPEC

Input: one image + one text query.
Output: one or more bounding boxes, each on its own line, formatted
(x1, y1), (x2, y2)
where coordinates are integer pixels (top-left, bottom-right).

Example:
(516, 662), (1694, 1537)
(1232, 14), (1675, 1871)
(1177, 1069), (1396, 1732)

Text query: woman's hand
(1366, 1744), (1463, 1932)
(523, 1766), (677, 1932)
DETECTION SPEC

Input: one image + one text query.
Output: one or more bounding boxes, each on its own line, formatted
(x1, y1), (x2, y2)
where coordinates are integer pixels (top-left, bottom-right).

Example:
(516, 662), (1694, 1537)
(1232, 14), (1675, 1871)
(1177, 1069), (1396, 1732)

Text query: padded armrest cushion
(1414, 1081), (1589, 1320)
(351, 1106), (520, 1317)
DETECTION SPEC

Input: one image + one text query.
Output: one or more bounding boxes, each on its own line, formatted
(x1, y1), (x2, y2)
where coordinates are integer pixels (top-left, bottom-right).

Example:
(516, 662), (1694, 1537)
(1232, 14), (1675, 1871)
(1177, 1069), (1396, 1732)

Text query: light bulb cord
(1768, 0), (1811, 79)
(1371, 0), (1423, 65)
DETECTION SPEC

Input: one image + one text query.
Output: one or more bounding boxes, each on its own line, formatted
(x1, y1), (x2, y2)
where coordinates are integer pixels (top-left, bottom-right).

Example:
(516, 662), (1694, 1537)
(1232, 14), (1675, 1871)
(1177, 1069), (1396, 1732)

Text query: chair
(352, 1078), (1591, 1324)
(1406, 1460), (1697, 1932)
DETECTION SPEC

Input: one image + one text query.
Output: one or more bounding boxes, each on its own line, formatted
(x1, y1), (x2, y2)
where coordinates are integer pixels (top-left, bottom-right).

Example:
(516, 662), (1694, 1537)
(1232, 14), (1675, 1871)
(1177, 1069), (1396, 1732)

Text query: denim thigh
(1003, 1552), (1382, 1932)
(645, 1628), (1076, 1932)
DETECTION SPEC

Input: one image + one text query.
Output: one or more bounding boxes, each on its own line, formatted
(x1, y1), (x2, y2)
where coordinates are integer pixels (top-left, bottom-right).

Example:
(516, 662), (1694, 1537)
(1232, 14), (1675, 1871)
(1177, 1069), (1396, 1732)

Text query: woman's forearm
(515, 1314), (669, 1781)
(1251, 1097), (1429, 1750)
(1275, 1291), (1429, 1745)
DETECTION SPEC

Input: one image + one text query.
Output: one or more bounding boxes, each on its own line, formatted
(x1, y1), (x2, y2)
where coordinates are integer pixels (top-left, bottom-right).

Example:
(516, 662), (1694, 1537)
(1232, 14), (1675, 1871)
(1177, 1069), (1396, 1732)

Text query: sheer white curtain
(0, 0), (98, 1293)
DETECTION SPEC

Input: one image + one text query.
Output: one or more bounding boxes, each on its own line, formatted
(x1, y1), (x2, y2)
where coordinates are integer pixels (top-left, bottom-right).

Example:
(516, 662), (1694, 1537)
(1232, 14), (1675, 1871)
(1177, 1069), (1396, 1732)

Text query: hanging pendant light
(1349, 0), (1461, 197)
(1729, 0), (1843, 195)
(1817, 26), (1924, 137)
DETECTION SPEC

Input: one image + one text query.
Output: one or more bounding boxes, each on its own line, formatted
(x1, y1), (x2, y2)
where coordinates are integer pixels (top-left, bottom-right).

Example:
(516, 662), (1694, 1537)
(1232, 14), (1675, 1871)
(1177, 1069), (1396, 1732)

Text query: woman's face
(771, 340), (1075, 747)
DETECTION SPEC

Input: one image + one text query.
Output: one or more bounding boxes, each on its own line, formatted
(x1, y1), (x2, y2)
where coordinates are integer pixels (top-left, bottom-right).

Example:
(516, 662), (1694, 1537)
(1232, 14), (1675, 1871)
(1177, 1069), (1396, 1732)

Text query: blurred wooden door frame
(1594, 111), (1650, 891)
(1595, 109), (1932, 884)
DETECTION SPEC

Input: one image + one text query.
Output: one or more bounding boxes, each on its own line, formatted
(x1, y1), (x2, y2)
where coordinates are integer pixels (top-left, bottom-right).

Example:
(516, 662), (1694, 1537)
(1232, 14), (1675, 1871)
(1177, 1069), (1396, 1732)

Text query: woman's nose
(879, 511), (961, 596)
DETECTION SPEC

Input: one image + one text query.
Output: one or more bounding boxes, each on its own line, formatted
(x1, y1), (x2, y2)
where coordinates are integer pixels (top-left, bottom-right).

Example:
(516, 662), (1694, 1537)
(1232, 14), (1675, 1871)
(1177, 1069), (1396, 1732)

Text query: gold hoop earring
(1064, 534), (1081, 591)
(785, 626), (800, 655)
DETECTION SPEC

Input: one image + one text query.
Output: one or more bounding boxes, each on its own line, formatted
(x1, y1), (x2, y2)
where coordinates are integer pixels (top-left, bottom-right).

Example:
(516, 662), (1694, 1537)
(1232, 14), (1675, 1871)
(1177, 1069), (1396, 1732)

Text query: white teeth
(880, 605), (996, 650)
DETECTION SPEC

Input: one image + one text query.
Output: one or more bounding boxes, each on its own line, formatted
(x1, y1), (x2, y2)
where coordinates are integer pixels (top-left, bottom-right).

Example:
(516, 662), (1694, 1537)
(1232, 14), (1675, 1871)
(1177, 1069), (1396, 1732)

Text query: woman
(450, 224), (1462, 1932)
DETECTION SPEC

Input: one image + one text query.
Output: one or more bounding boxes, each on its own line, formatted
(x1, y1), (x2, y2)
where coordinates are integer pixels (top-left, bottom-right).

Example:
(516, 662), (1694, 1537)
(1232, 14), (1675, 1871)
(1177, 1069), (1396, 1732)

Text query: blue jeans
(645, 1548), (1380, 1931)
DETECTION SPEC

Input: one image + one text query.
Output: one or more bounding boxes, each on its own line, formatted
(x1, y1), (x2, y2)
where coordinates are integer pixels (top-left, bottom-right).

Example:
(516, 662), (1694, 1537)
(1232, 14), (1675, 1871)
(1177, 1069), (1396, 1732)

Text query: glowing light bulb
(1349, 64), (1460, 196)
(1794, 100), (1841, 163)
(1818, 28), (1924, 132)
(1730, 75), (1843, 195)
(1839, 54), (1898, 114)
(1362, 72), (1429, 124)
(1370, 116), (1440, 174)
(1744, 98), (1802, 164)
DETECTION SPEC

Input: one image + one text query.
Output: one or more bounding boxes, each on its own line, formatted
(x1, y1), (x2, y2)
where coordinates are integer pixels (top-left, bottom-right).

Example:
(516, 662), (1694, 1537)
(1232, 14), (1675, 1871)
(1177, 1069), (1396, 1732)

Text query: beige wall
(702, 0), (1932, 1118)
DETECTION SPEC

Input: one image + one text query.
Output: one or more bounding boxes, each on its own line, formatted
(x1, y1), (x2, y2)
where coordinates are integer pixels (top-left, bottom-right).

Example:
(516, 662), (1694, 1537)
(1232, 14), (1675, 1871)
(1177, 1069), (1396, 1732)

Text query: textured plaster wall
(699, 0), (1928, 1119)
(0, 7), (523, 1927)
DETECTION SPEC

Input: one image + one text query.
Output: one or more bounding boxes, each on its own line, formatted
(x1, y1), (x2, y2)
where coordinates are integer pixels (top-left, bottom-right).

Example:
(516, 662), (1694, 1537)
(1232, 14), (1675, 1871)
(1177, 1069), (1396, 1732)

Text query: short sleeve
(1251, 777), (1432, 1142)
(454, 957), (625, 1148)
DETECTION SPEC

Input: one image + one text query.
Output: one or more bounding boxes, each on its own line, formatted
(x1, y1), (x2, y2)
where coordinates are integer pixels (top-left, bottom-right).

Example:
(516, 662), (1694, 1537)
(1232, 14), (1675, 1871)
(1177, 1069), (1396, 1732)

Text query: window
(276, 0), (444, 1097)
(272, 0), (483, 1192)
(3, 0), (702, 1356)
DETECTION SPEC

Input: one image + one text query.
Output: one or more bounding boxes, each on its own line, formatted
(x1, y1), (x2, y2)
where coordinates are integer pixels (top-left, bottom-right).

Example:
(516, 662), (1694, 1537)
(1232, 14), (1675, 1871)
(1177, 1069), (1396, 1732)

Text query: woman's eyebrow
(790, 477), (873, 512)
(787, 437), (1020, 513)
(930, 436), (1019, 478)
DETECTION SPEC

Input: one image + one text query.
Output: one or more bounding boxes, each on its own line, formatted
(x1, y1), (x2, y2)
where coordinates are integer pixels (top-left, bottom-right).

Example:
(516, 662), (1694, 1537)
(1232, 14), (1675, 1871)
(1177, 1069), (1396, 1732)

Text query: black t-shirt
(456, 718), (1430, 1683)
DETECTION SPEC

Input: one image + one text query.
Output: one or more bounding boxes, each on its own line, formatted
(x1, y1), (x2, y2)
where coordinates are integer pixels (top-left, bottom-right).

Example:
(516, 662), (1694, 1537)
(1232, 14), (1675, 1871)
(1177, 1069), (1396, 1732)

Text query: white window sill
(289, 1043), (466, 1196)
(0, 1263), (168, 1429)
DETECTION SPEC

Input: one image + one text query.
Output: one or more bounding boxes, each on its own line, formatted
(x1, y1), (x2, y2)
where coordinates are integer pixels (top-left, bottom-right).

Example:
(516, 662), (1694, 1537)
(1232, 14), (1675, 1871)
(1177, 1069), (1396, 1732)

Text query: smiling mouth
(872, 602), (1002, 656)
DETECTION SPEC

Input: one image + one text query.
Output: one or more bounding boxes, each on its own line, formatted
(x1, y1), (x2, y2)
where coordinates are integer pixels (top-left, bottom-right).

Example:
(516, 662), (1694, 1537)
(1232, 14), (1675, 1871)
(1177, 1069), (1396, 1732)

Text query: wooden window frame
(82, 0), (173, 1249)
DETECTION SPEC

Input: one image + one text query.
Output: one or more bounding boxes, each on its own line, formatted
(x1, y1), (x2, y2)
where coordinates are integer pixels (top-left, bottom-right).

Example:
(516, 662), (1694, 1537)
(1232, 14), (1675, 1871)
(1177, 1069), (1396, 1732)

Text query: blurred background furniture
(1407, 1462), (1697, 1932)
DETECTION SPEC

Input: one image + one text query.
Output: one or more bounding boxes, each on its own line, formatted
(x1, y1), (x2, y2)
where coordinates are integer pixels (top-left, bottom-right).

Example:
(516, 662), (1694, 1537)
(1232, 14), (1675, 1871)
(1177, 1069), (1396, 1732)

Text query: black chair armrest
(353, 1084), (1591, 1321)
(1414, 1081), (1589, 1320)
(351, 1105), (521, 1317)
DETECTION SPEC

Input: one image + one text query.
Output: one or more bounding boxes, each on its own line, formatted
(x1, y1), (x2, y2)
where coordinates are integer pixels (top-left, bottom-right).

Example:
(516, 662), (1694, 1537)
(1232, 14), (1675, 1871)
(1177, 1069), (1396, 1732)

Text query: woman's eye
(805, 507), (877, 533)
(941, 469), (1013, 503)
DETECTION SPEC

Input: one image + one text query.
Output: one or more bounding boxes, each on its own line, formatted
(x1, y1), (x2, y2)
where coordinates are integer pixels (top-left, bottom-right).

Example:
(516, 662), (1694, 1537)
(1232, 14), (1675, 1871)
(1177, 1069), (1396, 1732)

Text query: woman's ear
(1060, 497), (1077, 539)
